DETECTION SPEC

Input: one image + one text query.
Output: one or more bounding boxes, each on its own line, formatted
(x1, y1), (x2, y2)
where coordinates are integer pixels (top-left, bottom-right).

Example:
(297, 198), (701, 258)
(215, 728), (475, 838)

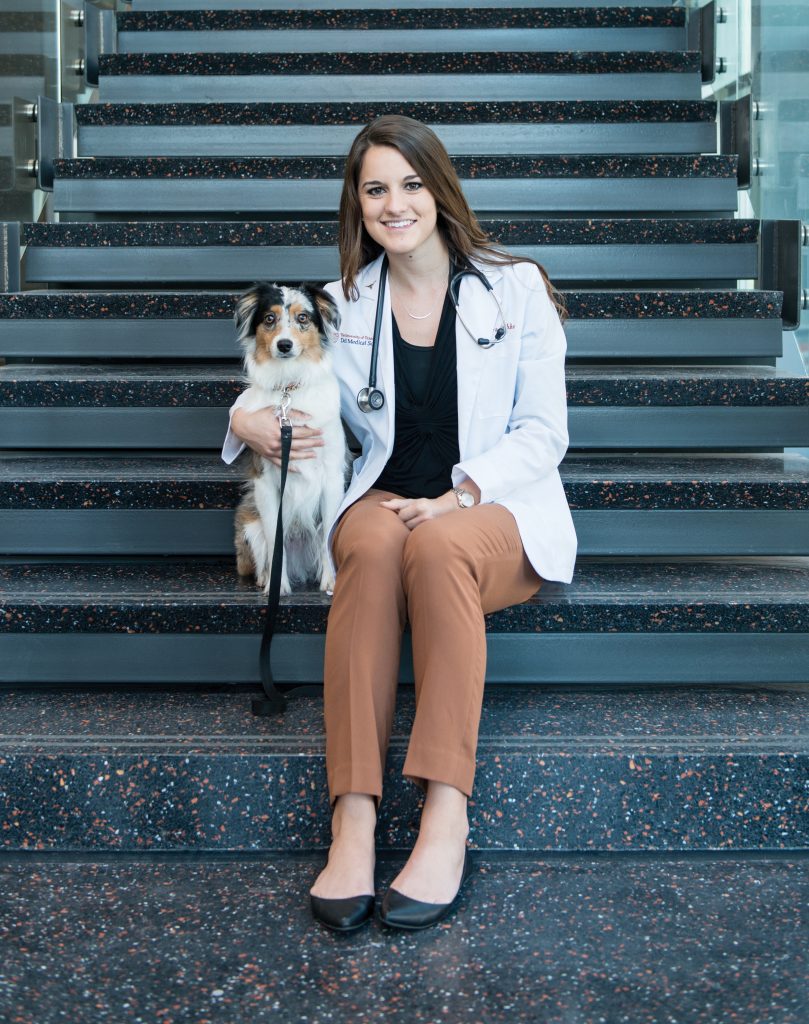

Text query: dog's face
(234, 283), (340, 374)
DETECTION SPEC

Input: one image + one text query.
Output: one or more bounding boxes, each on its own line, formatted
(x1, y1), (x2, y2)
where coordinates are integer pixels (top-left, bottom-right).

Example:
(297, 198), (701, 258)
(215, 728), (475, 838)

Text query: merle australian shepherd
(233, 282), (349, 595)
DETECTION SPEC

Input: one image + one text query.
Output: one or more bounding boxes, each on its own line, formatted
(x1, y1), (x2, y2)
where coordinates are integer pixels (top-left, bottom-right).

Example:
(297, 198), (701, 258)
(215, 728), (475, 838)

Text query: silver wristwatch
(452, 487), (475, 509)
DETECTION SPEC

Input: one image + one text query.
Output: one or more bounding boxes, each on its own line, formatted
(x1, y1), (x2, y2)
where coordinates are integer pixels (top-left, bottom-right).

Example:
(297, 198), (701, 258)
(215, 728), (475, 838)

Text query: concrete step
(19, 219), (761, 286)
(2, 365), (805, 450)
(1, 686), (808, 852)
(52, 155), (739, 215)
(116, 6), (688, 54)
(0, 290), (783, 361)
(129, 0), (691, 12)
(77, 99), (719, 156)
(1, 850), (806, 1023)
(0, 559), (806, 685)
(97, 50), (704, 103)
(2, 453), (808, 557)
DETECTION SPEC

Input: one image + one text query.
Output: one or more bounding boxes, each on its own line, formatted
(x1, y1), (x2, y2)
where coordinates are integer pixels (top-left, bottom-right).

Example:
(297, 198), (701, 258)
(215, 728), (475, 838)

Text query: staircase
(1, 2), (808, 1018)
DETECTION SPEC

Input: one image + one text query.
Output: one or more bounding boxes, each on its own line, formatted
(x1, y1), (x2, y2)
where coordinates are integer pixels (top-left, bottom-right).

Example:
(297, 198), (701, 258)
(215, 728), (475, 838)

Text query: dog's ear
(308, 285), (341, 345)
(234, 285), (261, 349)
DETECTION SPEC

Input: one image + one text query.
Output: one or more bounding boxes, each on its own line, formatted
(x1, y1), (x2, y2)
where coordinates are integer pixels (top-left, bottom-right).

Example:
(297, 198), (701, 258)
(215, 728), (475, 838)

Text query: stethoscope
(356, 255), (509, 413)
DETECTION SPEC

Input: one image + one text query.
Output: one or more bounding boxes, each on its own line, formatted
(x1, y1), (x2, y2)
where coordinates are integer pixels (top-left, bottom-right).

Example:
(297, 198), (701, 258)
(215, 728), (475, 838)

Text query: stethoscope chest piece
(357, 386), (385, 412)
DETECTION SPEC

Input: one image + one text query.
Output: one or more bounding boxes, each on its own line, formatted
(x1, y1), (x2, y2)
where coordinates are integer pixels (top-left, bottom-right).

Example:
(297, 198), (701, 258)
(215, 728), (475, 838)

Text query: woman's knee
(333, 503), (410, 571)
(402, 517), (472, 580)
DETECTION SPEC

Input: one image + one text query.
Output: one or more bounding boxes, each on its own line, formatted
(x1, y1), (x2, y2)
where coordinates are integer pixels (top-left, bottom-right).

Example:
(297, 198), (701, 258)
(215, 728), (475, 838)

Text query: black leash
(251, 415), (294, 717)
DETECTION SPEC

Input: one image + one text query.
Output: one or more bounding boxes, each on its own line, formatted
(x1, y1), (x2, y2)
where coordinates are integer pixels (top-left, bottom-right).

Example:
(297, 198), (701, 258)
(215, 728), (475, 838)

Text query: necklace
(396, 288), (445, 320)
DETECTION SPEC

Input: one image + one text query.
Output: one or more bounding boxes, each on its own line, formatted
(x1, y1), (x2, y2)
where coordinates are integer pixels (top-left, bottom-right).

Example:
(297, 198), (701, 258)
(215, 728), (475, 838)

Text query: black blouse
(372, 290), (460, 499)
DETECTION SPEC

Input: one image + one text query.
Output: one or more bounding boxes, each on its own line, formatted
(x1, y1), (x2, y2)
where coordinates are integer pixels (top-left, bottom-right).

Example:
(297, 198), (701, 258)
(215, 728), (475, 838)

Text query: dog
(232, 282), (349, 596)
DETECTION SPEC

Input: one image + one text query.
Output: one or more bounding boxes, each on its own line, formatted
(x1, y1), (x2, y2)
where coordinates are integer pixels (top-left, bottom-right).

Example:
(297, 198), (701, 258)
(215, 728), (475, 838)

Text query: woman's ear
(308, 285), (342, 345)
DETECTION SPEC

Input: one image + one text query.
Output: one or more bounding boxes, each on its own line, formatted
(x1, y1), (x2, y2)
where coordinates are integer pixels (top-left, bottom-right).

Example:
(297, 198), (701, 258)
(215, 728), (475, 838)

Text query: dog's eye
(296, 313), (310, 326)
(263, 314), (276, 326)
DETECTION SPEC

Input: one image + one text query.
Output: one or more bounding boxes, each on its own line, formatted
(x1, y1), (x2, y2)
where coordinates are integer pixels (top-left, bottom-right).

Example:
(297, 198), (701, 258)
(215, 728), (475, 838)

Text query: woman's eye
(405, 181), (423, 191)
(366, 186), (385, 197)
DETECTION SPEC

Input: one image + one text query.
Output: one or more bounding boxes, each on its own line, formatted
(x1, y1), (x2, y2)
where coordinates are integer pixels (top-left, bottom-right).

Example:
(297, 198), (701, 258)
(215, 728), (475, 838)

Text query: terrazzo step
(0, 290), (784, 361)
(77, 100), (720, 157)
(2, 855), (808, 1024)
(131, 0), (687, 8)
(2, 686), (809, 853)
(18, 219), (761, 286)
(97, 51), (704, 103)
(0, 559), (807, 685)
(116, 6), (688, 54)
(1, 453), (808, 557)
(2, 365), (805, 450)
(52, 155), (739, 215)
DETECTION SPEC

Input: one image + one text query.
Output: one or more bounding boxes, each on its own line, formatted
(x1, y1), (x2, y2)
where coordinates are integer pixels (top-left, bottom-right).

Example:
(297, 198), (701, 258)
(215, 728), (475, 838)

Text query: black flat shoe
(379, 848), (474, 930)
(310, 892), (376, 932)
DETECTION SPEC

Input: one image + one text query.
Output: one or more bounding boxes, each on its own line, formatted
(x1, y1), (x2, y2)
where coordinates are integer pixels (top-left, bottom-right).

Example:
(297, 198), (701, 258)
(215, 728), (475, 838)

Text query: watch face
(459, 491), (474, 507)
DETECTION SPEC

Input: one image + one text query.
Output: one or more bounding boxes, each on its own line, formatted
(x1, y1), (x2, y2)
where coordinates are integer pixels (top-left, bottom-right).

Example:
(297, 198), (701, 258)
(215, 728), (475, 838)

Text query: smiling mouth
(382, 219), (415, 229)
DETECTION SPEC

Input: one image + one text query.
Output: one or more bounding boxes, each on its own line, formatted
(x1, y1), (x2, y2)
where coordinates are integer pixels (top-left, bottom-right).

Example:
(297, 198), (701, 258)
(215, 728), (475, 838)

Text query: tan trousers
(323, 487), (543, 811)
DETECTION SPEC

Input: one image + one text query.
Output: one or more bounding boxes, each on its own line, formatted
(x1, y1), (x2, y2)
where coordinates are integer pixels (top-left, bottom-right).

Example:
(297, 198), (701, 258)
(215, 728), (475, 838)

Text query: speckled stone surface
(0, 686), (808, 852)
(76, 98), (717, 126)
(1, 854), (807, 1023)
(0, 290), (782, 320)
(119, 7), (687, 31)
(0, 559), (806, 634)
(1, 364), (805, 407)
(2, 453), (808, 511)
(52, 154), (737, 180)
(99, 51), (701, 77)
(20, 218), (761, 247)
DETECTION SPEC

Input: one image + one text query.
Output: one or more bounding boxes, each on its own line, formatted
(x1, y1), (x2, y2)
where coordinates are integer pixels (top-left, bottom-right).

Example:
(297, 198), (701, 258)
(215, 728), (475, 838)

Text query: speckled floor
(0, 852), (806, 1024)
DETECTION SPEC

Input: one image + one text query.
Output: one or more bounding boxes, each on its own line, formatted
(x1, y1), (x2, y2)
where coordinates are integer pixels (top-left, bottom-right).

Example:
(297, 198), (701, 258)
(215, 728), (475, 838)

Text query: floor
(1, 850), (806, 1024)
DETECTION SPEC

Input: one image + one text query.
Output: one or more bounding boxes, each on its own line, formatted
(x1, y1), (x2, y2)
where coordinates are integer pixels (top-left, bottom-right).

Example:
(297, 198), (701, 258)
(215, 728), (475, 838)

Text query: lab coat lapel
(455, 262), (504, 456)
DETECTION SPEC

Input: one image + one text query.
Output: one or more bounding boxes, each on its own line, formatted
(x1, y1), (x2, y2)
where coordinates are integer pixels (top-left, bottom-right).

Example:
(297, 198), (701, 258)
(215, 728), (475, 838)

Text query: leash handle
(252, 420), (294, 717)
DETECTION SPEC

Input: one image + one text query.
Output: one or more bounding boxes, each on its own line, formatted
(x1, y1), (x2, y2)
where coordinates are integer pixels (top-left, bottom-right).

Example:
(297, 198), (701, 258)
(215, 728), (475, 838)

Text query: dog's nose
(276, 338), (294, 354)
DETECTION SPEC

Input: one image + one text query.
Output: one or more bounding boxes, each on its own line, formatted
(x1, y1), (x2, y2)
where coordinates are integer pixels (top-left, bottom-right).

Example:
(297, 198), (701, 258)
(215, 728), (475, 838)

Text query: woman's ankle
(331, 792), (378, 838)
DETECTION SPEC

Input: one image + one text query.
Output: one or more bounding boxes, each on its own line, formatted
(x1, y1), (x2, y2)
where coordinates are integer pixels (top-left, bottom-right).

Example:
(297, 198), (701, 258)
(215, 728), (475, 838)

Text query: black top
(372, 290), (460, 499)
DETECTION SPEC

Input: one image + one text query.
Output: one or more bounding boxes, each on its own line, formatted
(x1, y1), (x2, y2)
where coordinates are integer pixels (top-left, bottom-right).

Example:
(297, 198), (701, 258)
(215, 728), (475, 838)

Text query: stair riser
(22, 244), (760, 285)
(52, 178), (738, 215)
(1, 634), (807, 685)
(1, 750), (805, 853)
(3, 510), (808, 558)
(117, 28), (688, 54)
(130, 0), (685, 9)
(0, 319), (784, 361)
(4, 409), (804, 451)
(99, 73), (703, 104)
(79, 123), (719, 157)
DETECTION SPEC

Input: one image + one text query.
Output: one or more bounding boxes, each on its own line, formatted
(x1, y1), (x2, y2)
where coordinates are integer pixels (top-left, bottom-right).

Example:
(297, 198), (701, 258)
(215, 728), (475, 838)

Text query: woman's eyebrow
(360, 174), (421, 188)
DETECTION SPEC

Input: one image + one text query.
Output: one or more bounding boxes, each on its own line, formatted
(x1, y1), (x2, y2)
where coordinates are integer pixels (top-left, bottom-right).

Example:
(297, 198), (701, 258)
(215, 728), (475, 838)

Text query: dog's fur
(233, 282), (348, 595)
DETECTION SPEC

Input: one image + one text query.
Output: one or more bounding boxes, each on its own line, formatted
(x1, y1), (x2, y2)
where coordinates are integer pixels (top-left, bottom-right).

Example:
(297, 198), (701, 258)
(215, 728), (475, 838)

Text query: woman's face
(357, 144), (443, 262)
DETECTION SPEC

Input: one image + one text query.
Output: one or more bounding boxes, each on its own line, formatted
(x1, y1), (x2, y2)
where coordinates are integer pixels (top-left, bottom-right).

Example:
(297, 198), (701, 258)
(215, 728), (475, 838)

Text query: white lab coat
(222, 253), (577, 583)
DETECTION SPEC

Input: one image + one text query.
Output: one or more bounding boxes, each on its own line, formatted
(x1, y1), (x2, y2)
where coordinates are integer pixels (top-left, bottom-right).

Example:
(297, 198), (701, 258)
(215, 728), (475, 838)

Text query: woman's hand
(230, 406), (324, 472)
(378, 491), (458, 529)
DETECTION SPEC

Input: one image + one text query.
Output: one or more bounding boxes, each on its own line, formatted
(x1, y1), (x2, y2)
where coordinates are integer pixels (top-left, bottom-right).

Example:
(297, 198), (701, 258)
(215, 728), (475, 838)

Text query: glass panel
(751, 0), (809, 369)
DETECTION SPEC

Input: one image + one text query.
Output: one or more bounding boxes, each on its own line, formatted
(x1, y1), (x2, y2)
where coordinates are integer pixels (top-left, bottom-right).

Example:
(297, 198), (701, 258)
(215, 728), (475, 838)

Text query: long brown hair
(338, 114), (566, 321)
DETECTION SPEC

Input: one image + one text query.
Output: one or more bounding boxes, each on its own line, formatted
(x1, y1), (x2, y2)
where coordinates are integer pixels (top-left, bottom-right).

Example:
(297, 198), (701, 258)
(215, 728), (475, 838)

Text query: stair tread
(0, 290), (782, 320)
(20, 218), (761, 246)
(3, 853), (807, 1020)
(3, 686), (808, 749)
(2, 454), (809, 512)
(99, 50), (701, 76)
(53, 154), (737, 180)
(1, 562), (806, 635)
(118, 7), (687, 31)
(76, 98), (717, 125)
(2, 364), (805, 407)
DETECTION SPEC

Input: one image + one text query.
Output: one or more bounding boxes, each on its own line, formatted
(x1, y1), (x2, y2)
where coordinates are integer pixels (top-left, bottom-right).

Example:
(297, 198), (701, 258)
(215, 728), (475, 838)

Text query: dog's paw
(319, 571), (335, 595)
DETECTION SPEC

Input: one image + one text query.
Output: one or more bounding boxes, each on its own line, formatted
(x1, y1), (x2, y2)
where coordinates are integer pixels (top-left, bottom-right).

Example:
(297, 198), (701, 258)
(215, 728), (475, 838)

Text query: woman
(223, 115), (576, 931)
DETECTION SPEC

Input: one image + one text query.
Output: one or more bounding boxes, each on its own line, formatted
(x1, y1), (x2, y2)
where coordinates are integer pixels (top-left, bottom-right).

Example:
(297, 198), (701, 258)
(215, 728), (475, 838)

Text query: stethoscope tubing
(357, 254), (507, 413)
